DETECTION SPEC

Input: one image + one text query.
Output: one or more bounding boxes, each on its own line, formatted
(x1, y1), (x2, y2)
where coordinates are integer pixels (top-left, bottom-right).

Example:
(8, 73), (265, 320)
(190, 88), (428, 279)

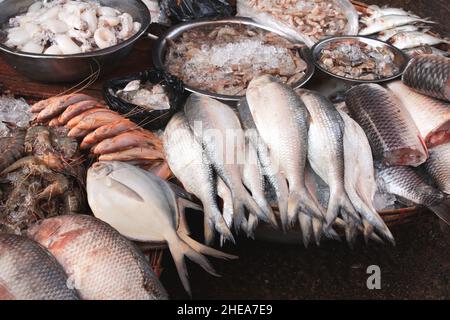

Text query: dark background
(160, 0), (450, 299)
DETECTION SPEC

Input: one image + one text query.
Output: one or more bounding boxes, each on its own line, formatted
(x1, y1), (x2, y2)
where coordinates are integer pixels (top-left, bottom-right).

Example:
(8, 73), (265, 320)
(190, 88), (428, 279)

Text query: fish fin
(203, 217), (215, 246)
(106, 177), (145, 202)
(274, 174), (289, 232)
(204, 206), (235, 245)
(326, 190), (360, 227)
(362, 220), (374, 245)
(246, 214), (258, 239)
(429, 199), (450, 225)
(288, 189), (324, 226)
(240, 186), (274, 225)
(177, 205), (191, 236)
(312, 218), (323, 246)
(178, 197), (203, 212)
(179, 232), (238, 260)
(298, 212), (312, 248)
(369, 231), (385, 245)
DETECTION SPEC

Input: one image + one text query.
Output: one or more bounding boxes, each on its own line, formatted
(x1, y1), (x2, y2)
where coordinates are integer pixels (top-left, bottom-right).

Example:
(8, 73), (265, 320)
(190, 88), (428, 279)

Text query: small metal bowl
(153, 17), (315, 102)
(311, 36), (409, 83)
(0, 0), (150, 83)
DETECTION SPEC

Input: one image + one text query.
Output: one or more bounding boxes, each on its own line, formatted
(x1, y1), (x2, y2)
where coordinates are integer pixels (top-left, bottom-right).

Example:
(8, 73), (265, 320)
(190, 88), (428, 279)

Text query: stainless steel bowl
(0, 0), (150, 83)
(153, 17), (315, 102)
(311, 36), (409, 83)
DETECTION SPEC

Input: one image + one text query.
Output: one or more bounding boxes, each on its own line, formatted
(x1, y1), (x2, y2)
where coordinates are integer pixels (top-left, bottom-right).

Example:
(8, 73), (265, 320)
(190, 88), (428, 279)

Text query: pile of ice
(0, 95), (32, 137)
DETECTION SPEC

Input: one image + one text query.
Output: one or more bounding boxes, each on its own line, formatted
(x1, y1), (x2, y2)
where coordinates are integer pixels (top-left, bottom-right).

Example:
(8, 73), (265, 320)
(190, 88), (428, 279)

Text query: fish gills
(345, 83), (428, 167)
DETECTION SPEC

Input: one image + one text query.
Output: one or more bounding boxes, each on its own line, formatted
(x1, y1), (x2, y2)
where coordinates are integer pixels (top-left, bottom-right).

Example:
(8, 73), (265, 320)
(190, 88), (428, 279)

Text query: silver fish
(298, 90), (359, 231)
(359, 15), (434, 35)
(27, 215), (168, 300)
(237, 97), (289, 230)
(246, 75), (324, 225)
(390, 31), (450, 49)
(402, 54), (450, 102)
(0, 233), (78, 300)
(339, 110), (394, 244)
(345, 83), (428, 167)
(163, 112), (233, 245)
(184, 94), (273, 231)
(377, 165), (450, 225)
(387, 81), (450, 147)
(376, 25), (419, 42)
(365, 5), (420, 21)
(87, 161), (237, 296)
(424, 143), (450, 194)
(404, 46), (450, 58)
(217, 178), (234, 246)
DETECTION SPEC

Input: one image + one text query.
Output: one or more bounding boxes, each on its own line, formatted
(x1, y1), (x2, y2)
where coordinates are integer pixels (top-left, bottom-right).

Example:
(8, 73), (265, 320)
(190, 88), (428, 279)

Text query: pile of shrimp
(31, 93), (170, 179)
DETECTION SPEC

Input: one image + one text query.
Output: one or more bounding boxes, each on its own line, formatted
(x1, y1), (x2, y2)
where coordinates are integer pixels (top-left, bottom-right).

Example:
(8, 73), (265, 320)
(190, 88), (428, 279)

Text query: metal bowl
(0, 0), (150, 83)
(311, 36), (409, 83)
(152, 17), (315, 102)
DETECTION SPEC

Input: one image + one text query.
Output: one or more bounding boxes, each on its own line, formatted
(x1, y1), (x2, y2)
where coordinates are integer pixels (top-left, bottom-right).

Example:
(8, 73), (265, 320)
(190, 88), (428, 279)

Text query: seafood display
(116, 80), (171, 111)
(0, 233), (78, 300)
(87, 161), (237, 296)
(30, 93), (168, 178)
(345, 83), (428, 167)
(237, 0), (359, 47)
(317, 38), (400, 80)
(402, 55), (450, 102)
(424, 143), (450, 194)
(165, 24), (308, 96)
(1, 0), (141, 54)
(0, 125), (86, 234)
(28, 215), (168, 300)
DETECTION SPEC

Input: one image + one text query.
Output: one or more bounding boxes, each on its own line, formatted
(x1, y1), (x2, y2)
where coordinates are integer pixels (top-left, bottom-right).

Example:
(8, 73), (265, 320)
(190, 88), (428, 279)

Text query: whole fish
(377, 166), (450, 225)
(402, 54), (450, 102)
(184, 94), (274, 231)
(87, 161), (237, 296)
(359, 15), (434, 35)
(163, 112), (233, 245)
(364, 5), (419, 21)
(390, 31), (450, 49)
(237, 97), (289, 230)
(376, 25), (419, 42)
(0, 234), (78, 300)
(387, 81), (450, 147)
(297, 90), (359, 229)
(404, 46), (450, 58)
(27, 215), (168, 300)
(339, 110), (394, 244)
(345, 83), (428, 167)
(424, 143), (450, 194)
(246, 75), (324, 225)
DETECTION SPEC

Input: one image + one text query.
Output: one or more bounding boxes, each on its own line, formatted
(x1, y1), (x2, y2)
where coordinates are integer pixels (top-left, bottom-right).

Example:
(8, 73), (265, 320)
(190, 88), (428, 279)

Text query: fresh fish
(87, 161), (237, 296)
(390, 31), (450, 49)
(0, 234), (78, 300)
(387, 81), (450, 147)
(404, 46), (450, 58)
(364, 5), (419, 21)
(359, 15), (435, 36)
(338, 110), (394, 244)
(376, 25), (419, 42)
(184, 94), (274, 231)
(402, 54), (450, 102)
(345, 83), (428, 167)
(237, 97), (288, 230)
(377, 165), (450, 225)
(163, 112), (233, 245)
(424, 143), (450, 194)
(297, 90), (359, 232)
(246, 75), (324, 225)
(27, 215), (168, 300)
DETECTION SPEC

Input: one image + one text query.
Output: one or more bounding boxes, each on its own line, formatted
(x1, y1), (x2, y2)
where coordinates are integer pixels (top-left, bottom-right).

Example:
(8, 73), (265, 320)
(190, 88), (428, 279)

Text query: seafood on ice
(28, 214), (168, 300)
(317, 38), (400, 80)
(116, 80), (171, 111)
(0, 233), (79, 300)
(2, 0), (141, 54)
(87, 161), (237, 296)
(30, 93), (169, 179)
(165, 24), (308, 96)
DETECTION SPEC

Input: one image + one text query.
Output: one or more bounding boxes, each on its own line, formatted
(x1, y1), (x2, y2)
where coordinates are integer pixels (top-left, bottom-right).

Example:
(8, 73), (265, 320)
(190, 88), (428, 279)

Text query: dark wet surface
(160, 0), (450, 299)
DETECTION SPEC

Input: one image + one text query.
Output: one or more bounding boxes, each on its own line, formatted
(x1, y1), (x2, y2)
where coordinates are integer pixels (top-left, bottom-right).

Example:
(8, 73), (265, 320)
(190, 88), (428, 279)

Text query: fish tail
(246, 214), (258, 239)
(255, 195), (278, 229)
(429, 199), (450, 225)
(235, 186), (272, 226)
(179, 232), (238, 260)
(204, 206), (235, 245)
(298, 212), (312, 248)
(274, 174), (289, 232)
(203, 217), (215, 246)
(312, 218), (323, 246)
(288, 189), (324, 226)
(232, 200), (248, 234)
(362, 219), (374, 245)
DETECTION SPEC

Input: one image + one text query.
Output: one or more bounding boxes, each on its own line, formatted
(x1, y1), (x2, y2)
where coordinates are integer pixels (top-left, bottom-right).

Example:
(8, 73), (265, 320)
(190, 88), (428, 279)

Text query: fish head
(88, 161), (115, 180)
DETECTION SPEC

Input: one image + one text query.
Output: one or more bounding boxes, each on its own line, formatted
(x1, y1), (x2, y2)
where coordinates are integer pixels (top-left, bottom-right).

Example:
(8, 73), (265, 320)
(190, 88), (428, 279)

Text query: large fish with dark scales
(28, 214), (169, 300)
(345, 83), (428, 167)
(377, 166), (450, 225)
(402, 54), (450, 102)
(0, 233), (78, 300)
(424, 142), (450, 194)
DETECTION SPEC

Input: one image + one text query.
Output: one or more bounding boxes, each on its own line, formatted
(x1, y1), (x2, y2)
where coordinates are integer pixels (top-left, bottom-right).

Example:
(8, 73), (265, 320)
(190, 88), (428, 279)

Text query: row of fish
(0, 214), (168, 300)
(358, 5), (449, 55)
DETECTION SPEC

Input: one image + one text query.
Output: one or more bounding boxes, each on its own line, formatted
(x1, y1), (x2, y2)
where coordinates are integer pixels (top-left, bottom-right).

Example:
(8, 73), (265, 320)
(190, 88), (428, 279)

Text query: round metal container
(0, 0), (151, 83)
(152, 17), (315, 102)
(311, 35), (409, 83)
